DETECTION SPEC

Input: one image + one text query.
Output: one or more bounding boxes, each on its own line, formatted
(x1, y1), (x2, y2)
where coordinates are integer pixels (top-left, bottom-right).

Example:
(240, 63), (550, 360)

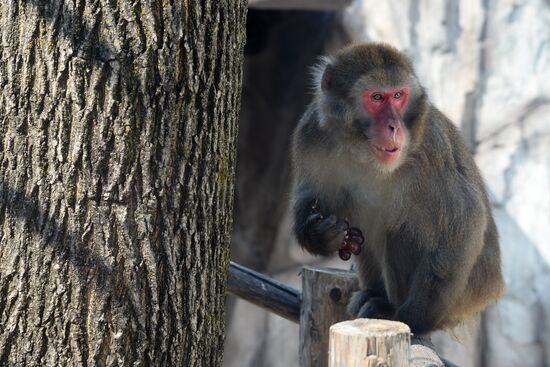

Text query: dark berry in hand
(347, 227), (364, 244)
(338, 248), (352, 261)
(347, 241), (361, 255)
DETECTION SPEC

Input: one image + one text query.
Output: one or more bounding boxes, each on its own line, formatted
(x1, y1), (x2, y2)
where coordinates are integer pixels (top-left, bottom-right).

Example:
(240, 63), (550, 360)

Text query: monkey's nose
(388, 123), (400, 141)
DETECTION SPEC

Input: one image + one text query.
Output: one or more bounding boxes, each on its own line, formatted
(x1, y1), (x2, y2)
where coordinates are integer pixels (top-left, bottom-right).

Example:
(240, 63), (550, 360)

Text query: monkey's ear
(321, 64), (334, 92)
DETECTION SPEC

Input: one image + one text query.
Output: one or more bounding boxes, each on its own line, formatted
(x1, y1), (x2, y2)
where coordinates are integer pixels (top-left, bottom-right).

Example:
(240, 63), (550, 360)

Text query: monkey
(291, 43), (505, 335)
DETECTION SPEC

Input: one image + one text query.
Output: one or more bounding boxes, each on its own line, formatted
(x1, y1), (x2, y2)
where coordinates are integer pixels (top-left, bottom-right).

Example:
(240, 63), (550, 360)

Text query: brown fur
(292, 43), (504, 334)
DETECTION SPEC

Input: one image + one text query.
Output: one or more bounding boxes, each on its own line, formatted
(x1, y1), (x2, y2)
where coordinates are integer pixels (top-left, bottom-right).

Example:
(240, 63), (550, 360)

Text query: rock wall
(225, 2), (550, 366)
(343, 1), (550, 365)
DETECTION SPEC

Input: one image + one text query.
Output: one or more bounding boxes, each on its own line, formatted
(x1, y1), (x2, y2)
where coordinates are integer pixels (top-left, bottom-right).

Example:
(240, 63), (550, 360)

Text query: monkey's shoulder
(292, 103), (336, 169)
(293, 103), (326, 146)
(420, 107), (483, 179)
(402, 108), (489, 219)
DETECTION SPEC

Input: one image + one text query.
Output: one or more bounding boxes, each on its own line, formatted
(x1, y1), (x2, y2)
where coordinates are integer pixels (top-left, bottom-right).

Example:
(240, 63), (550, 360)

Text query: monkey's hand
(298, 212), (349, 256)
(293, 193), (364, 258)
(348, 289), (394, 319)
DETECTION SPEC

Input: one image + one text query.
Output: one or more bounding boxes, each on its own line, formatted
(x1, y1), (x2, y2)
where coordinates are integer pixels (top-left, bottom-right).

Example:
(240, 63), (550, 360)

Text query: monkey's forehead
(323, 44), (417, 95)
(333, 43), (414, 73)
(352, 68), (418, 90)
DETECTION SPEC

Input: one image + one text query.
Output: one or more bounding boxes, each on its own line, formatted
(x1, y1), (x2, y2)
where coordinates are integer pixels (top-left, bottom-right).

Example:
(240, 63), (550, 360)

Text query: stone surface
(342, 1), (550, 365)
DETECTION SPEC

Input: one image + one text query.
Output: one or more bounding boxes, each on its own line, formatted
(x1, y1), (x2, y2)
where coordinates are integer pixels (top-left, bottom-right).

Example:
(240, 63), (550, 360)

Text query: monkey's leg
(293, 191), (348, 256)
(391, 250), (478, 335)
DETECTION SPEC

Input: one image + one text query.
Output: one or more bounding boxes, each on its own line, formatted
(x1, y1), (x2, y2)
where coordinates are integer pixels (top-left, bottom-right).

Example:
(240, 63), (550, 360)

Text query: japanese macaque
(291, 43), (504, 334)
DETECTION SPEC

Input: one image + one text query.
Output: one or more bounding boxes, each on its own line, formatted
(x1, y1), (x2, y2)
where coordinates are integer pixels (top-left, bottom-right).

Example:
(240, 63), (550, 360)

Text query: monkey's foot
(348, 289), (394, 319)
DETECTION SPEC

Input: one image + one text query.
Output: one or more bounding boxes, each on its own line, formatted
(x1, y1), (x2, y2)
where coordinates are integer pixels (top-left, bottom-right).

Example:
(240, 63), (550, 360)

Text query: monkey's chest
(337, 189), (396, 256)
(342, 187), (420, 298)
(340, 184), (400, 226)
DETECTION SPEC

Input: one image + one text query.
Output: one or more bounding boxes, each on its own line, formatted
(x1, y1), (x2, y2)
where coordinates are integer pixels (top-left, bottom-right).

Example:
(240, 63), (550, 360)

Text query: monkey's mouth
(374, 145), (400, 153)
(372, 144), (401, 163)
(382, 146), (399, 153)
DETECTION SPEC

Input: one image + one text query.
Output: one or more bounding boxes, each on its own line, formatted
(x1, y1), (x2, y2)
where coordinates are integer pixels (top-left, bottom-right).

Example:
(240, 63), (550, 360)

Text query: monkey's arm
(291, 104), (350, 256)
(292, 189), (348, 256)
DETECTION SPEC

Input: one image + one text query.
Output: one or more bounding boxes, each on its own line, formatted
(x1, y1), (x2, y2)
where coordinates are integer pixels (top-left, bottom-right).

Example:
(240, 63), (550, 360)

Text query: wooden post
(329, 319), (410, 367)
(300, 266), (359, 367)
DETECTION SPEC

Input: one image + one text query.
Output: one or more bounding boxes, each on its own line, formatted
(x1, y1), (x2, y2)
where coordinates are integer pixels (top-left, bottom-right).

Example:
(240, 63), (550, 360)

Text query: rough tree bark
(0, 1), (246, 366)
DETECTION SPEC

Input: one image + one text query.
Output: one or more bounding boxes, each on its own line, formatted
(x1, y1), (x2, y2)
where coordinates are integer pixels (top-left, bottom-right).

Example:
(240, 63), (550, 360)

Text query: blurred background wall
(225, 1), (550, 366)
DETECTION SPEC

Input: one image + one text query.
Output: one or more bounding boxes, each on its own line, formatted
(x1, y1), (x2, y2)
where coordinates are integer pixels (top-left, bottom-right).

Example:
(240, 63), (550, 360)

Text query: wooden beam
(227, 261), (301, 323)
(248, 0), (352, 10)
(299, 266), (359, 367)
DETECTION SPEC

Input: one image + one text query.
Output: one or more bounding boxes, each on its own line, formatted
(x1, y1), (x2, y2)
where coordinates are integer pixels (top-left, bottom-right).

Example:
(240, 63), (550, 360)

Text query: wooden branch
(248, 0), (352, 10)
(329, 319), (411, 367)
(227, 261), (301, 323)
(299, 266), (359, 367)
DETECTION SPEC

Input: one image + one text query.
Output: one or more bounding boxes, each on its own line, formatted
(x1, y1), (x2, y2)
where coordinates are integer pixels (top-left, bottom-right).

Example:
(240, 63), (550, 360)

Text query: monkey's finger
(321, 215), (349, 234)
(305, 214), (338, 237)
(305, 213), (323, 227)
(314, 216), (348, 252)
(311, 214), (339, 233)
(333, 216), (351, 233)
(323, 214), (338, 226)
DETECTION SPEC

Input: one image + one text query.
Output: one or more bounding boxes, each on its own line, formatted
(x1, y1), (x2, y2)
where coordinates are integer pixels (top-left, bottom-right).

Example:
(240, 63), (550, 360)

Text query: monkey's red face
(362, 87), (409, 164)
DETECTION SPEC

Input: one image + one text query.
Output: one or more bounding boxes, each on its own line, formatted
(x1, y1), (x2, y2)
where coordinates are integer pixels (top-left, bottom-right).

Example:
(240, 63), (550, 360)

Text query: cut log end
(329, 319), (411, 367)
(331, 318), (411, 337)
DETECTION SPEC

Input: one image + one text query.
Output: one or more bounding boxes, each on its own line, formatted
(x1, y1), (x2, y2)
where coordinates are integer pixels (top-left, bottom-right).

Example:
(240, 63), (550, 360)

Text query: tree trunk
(0, 1), (246, 366)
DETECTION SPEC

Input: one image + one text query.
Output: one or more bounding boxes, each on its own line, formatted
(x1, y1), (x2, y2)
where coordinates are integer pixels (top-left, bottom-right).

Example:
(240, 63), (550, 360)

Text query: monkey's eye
(394, 91), (403, 99)
(371, 93), (383, 101)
